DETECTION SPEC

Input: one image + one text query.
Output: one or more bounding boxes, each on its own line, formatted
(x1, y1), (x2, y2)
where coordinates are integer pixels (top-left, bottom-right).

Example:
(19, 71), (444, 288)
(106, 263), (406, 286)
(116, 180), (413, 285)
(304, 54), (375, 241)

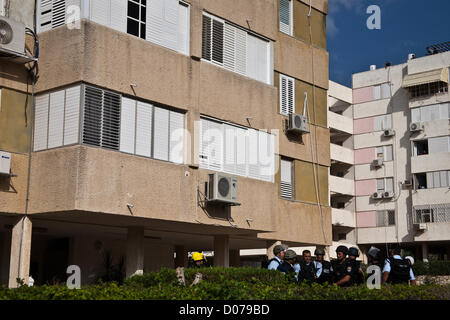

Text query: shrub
(413, 261), (450, 276)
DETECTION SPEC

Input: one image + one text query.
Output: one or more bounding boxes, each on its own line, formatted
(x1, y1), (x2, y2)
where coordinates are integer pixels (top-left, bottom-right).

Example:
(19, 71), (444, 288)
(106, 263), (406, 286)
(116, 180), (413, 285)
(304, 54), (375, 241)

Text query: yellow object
(192, 252), (204, 261)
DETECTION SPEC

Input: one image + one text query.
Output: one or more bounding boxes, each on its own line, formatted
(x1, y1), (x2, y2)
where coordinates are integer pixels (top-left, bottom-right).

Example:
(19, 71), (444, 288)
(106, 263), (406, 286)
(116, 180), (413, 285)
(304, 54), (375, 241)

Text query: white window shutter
(38, 0), (54, 32)
(177, 2), (190, 55)
(163, 0), (179, 51)
(280, 159), (293, 198)
(429, 136), (448, 154)
(63, 85), (81, 145)
(280, 75), (295, 115)
(90, 0), (109, 26)
(384, 145), (393, 161)
(439, 171), (448, 187)
(169, 110), (184, 164)
(259, 130), (274, 182)
(376, 179), (384, 192)
(223, 124), (236, 174)
(34, 94), (50, 151)
(287, 76), (294, 114)
(247, 128), (259, 180)
(234, 28), (247, 75)
(411, 108), (420, 122)
(200, 118), (223, 171)
(430, 104), (440, 121)
(433, 171), (440, 188)
(223, 23), (236, 72)
(279, 0), (292, 35)
(153, 107), (169, 161)
(47, 90), (65, 149)
(52, 0), (67, 28)
(147, 0), (164, 45)
(120, 97), (137, 154)
(110, 0), (127, 33)
(246, 34), (269, 84)
(373, 85), (381, 100)
(426, 172), (434, 188)
(385, 178), (394, 193)
(235, 127), (247, 177)
(381, 83), (391, 99)
(421, 107), (431, 122)
(135, 101), (152, 157)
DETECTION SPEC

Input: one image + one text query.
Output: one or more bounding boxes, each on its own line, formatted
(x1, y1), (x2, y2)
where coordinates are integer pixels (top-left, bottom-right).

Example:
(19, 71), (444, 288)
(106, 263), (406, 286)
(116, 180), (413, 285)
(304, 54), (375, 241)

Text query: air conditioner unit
(414, 223), (427, 231)
(372, 158), (383, 168)
(0, 16), (25, 55)
(371, 192), (383, 199)
(383, 129), (395, 137)
(383, 191), (394, 198)
(0, 151), (11, 175)
(287, 113), (309, 134)
(207, 173), (238, 205)
(409, 122), (423, 132)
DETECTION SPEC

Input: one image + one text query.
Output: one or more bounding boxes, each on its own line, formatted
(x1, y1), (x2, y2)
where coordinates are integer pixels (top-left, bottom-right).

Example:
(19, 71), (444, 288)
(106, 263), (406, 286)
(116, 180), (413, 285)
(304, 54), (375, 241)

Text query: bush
(1, 267), (449, 300)
(413, 261), (450, 276)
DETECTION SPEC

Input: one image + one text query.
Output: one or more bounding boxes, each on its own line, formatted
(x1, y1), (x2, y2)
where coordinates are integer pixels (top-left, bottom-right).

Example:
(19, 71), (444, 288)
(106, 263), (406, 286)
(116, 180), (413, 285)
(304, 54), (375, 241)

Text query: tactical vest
(332, 259), (354, 287)
(267, 258), (281, 269)
(387, 258), (411, 284)
(277, 262), (297, 282)
(317, 260), (332, 284)
(298, 261), (317, 282)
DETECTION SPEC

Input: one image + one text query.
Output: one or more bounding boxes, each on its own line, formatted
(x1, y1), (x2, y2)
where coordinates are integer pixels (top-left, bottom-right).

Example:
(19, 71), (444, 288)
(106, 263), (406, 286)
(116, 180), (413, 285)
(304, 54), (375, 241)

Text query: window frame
(280, 157), (294, 200)
(127, 0), (147, 39)
(279, 74), (295, 116)
(279, 0), (293, 36)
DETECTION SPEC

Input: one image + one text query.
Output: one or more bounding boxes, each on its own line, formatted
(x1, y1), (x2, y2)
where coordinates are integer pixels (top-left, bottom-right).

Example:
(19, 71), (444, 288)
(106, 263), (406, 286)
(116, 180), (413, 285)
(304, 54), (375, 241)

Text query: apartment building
(353, 47), (450, 261)
(0, 0), (330, 286)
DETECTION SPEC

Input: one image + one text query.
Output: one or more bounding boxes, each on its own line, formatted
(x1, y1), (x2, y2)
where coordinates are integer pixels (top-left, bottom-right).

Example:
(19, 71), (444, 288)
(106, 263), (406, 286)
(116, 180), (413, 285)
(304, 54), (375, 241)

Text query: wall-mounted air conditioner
(410, 122), (423, 132)
(0, 16), (25, 55)
(414, 223), (427, 231)
(371, 192), (383, 199)
(207, 173), (238, 205)
(383, 191), (394, 199)
(0, 151), (11, 175)
(287, 113), (309, 134)
(372, 158), (383, 168)
(383, 129), (395, 137)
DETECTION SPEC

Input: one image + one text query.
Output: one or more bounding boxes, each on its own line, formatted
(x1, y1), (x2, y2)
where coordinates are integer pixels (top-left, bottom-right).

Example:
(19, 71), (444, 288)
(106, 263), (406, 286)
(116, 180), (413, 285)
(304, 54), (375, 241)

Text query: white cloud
(327, 16), (339, 37)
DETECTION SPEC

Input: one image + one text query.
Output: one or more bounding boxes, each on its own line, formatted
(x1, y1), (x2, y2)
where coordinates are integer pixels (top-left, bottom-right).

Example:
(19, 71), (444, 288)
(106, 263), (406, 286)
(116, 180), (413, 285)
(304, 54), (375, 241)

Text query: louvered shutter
(47, 90), (65, 149)
(235, 127), (247, 176)
(223, 124), (236, 174)
(38, 0), (68, 33)
(433, 171), (440, 188)
(279, 0), (291, 35)
(411, 108), (420, 122)
(280, 159), (293, 199)
(135, 101), (153, 157)
(376, 179), (384, 192)
(385, 178), (393, 193)
(110, 0), (127, 33)
(202, 15), (212, 61)
(247, 128), (259, 180)
(259, 131), (274, 182)
(280, 75), (294, 115)
(430, 104), (440, 121)
(199, 118), (223, 171)
(247, 34), (269, 83)
(429, 136), (449, 154)
(169, 111), (184, 164)
(373, 85), (381, 100)
(440, 170), (448, 187)
(34, 94), (50, 151)
(90, 0), (109, 26)
(381, 83), (391, 99)
(153, 107), (169, 161)
(212, 19), (224, 64)
(376, 211), (386, 227)
(101, 91), (121, 150)
(120, 97), (137, 154)
(147, 0), (164, 45)
(163, 0), (179, 51)
(384, 145), (393, 161)
(426, 172), (434, 188)
(223, 23), (236, 71)
(63, 85), (81, 145)
(234, 28), (247, 75)
(177, 1), (190, 55)
(83, 86), (103, 147)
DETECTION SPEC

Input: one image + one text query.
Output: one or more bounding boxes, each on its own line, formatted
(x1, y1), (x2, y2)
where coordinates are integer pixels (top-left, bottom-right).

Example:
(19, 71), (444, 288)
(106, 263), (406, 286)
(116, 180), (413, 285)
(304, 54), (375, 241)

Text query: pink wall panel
(353, 117), (374, 134)
(353, 86), (374, 104)
(354, 147), (375, 164)
(356, 211), (377, 228)
(355, 179), (376, 196)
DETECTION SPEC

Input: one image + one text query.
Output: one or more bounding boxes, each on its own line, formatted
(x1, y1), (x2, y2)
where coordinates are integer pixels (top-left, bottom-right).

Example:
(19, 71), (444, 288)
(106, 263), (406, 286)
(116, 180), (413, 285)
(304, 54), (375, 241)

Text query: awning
(402, 67), (449, 88)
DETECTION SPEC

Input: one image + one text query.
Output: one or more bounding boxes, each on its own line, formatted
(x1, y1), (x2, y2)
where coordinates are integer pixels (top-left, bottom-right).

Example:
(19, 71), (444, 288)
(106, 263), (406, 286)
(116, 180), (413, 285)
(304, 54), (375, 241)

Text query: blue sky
(327, 0), (450, 87)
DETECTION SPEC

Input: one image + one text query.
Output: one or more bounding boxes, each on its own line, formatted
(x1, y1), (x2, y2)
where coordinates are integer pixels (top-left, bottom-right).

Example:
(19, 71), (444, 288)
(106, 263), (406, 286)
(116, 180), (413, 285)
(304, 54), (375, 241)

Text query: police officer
(347, 247), (365, 285)
(298, 250), (322, 283)
(367, 246), (383, 269)
(277, 249), (298, 282)
(267, 245), (286, 271)
(315, 248), (333, 284)
(190, 252), (207, 268)
(331, 245), (354, 287)
(381, 245), (416, 285)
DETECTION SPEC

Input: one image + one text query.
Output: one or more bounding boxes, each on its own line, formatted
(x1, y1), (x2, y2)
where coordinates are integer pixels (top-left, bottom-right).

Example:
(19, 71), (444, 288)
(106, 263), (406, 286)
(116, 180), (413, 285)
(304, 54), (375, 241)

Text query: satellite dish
(0, 19), (14, 45)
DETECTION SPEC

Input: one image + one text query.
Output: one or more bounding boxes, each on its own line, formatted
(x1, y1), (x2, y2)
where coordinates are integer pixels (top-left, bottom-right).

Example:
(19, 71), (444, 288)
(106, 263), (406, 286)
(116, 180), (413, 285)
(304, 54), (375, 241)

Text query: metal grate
(413, 203), (450, 223)
(426, 41), (450, 55)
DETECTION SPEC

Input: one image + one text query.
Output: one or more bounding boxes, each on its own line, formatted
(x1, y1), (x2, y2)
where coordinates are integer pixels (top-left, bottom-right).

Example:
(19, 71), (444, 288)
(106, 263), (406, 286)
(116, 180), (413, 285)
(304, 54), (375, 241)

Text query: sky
(327, 0), (450, 87)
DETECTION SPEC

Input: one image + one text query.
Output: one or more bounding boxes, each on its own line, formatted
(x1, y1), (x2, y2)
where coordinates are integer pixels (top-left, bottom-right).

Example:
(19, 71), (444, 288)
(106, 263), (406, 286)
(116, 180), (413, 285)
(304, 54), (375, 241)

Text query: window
(374, 114), (392, 131)
(127, 0), (146, 39)
(411, 103), (450, 123)
(410, 82), (448, 98)
(199, 117), (275, 182)
(377, 177), (393, 193)
(280, 74), (295, 115)
(412, 140), (428, 156)
(280, 158), (293, 199)
(202, 12), (272, 84)
(428, 136), (450, 155)
(279, 0), (293, 35)
(38, 0), (66, 32)
(419, 170), (450, 189)
(414, 204), (450, 224)
(373, 83), (391, 100)
(414, 173), (427, 189)
(376, 145), (393, 161)
(376, 210), (395, 227)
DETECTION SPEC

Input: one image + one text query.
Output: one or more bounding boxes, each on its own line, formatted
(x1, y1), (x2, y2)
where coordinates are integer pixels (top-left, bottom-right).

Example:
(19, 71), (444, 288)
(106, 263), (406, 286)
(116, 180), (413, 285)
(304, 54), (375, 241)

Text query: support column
(126, 227), (144, 278)
(422, 243), (429, 262)
(8, 216), (32, 288)
(229, 249), (240, 267)
(214, 235), (229, 267)
(175, 245), (188, 268)
(266, 240), (281, 260)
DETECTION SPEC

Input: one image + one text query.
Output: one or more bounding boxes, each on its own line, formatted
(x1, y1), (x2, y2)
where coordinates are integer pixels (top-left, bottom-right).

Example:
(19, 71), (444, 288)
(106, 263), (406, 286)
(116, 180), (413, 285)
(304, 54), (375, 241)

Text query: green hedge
(413, 261), (450, 276)
(1, 267), (449, 300)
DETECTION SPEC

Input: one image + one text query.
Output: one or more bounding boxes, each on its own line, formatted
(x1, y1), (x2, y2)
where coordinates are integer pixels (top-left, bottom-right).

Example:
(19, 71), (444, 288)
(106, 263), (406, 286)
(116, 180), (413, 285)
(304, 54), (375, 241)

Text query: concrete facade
(1, 1), (331, 285)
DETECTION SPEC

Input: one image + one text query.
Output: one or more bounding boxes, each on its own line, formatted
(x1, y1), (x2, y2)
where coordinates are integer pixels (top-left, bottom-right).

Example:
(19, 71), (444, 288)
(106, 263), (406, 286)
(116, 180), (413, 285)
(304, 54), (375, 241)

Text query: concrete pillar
(229, 249), (240, 267)
(126, 227), (144, 278)
(8, 216), (32, 288)
(422, 243), (429, 262)
(175, 245), (188, 268)
(214, 235), (229, 267)
(266, 240), (281, 260)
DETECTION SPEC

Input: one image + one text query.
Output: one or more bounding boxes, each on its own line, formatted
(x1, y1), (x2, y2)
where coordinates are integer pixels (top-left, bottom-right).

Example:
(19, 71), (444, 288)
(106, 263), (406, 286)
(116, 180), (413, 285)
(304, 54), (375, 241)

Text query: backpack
(387, 258), (411, 284)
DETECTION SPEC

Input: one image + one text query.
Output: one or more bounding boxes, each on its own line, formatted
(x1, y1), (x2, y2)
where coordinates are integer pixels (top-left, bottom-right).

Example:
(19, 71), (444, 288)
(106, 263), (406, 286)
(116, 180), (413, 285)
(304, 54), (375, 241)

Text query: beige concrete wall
(0, 152), (28, 214)
(0, 63), (30, 93)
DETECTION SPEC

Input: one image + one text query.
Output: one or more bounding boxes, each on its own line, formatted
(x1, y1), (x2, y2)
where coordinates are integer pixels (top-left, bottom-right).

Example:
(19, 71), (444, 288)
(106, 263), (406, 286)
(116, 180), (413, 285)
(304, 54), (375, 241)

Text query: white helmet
(405, 256), (414, 265)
